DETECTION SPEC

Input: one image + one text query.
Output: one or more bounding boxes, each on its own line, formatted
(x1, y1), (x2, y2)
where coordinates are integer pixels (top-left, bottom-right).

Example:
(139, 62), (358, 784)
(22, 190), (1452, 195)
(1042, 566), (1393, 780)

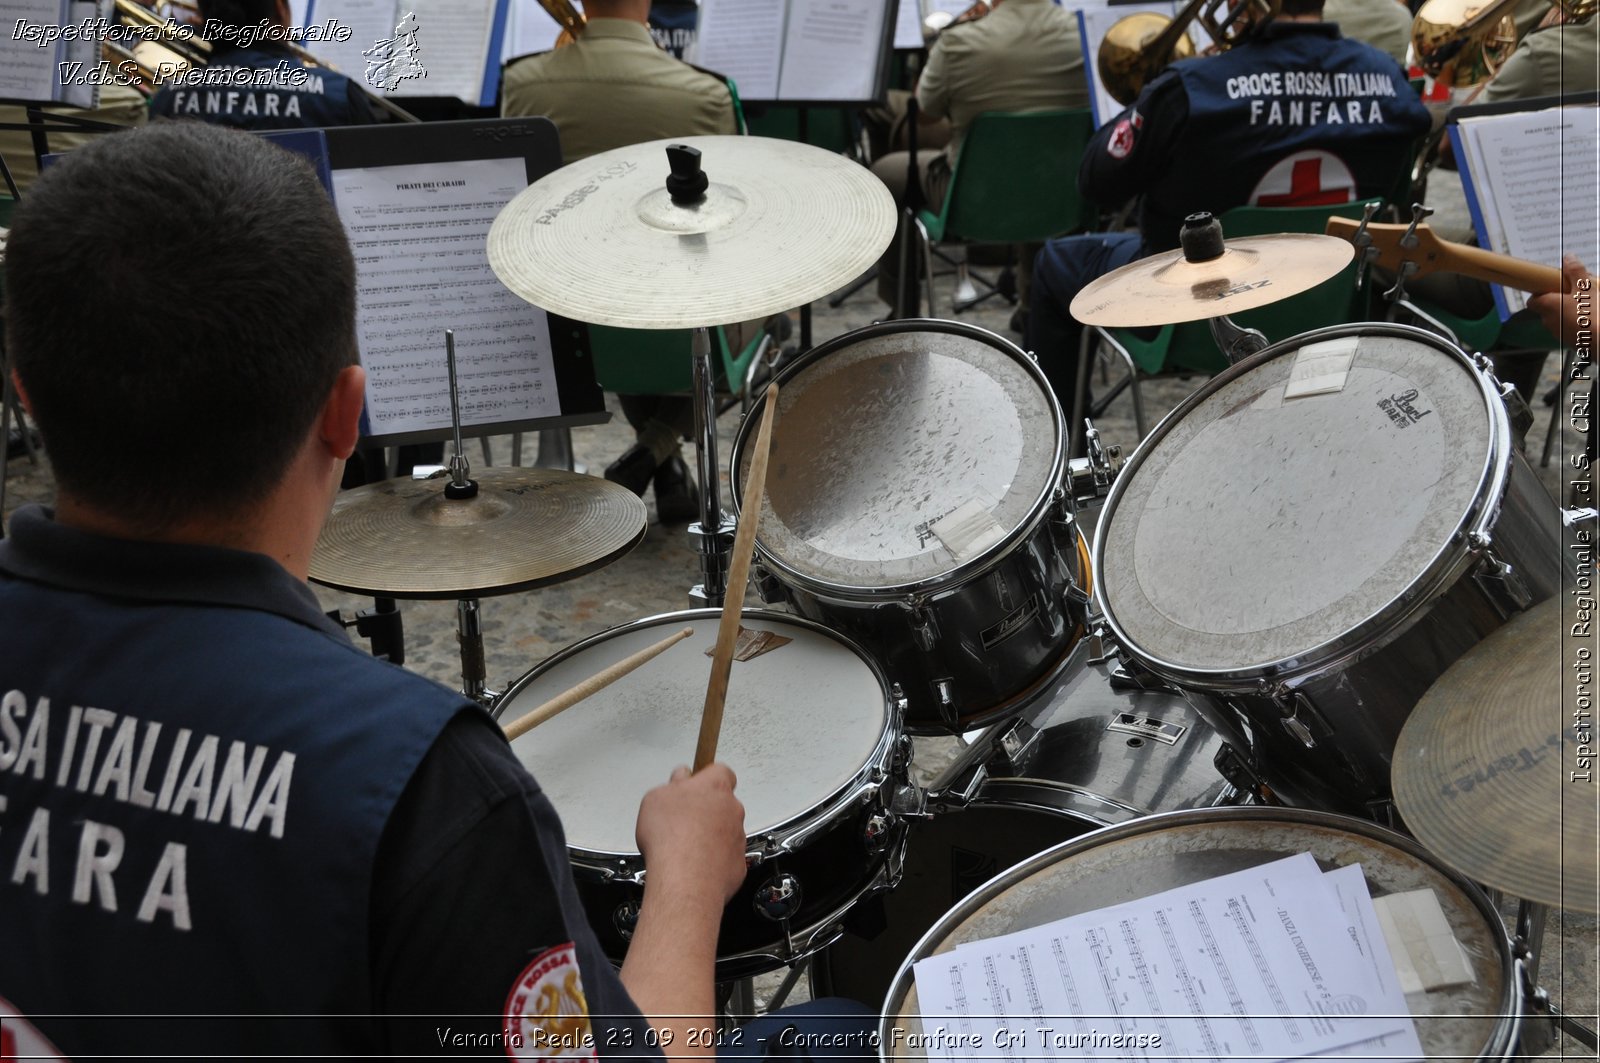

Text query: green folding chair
(912, 109), (1098, 316)
(586, 324), (770, 409)
(1077, 198), (1381, 452)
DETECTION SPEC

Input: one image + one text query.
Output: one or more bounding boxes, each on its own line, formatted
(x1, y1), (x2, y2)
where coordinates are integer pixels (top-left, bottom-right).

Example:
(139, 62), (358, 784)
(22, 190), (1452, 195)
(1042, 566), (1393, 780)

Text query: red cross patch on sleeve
(502, 943), (597, 1060)
(1107, 111), (1144, 159)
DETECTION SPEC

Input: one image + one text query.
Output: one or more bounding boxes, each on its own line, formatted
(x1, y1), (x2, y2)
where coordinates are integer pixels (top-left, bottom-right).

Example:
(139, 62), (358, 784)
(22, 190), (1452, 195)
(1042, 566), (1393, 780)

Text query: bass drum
(730, 319), (1089, 735)
(1094, 322), (1568, 812)
(813, 646), (1234, 1006)
(882, 807), (1521, 1061)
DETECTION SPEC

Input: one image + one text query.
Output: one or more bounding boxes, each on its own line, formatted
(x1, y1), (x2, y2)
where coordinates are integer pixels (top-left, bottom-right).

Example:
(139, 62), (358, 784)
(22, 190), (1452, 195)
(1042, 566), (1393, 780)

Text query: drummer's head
(3, 122), (365, 542)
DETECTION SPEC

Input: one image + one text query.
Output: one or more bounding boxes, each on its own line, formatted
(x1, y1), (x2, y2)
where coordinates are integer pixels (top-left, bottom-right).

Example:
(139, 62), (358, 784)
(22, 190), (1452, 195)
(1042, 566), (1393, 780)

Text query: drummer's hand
(636, 763), (746, 905)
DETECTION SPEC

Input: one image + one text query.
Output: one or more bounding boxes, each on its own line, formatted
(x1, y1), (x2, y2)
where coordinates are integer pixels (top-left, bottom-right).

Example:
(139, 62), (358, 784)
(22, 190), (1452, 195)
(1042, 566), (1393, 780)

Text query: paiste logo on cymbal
(534, 162), (640, 226)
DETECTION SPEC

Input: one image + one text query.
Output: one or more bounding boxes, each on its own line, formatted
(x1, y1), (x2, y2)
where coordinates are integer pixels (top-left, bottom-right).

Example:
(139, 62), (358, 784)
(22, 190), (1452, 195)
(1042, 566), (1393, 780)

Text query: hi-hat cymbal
(311, 468), (647, 600)
(488, 136), (896, 328)
(1392, 597), (1597, 913)
(1069, 235), (1354, 327)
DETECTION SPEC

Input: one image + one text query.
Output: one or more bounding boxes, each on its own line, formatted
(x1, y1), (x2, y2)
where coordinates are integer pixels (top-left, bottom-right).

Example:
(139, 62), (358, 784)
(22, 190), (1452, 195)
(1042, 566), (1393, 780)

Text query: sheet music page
(1457, 105), (1600, 316)
(911, 854), (1423, 1063)
(393, 0), (500, 103)
(300, 0), (397, 86)
(287, 0), (310, 26)
(60, 0), (102, 108)
(331, 157), (561, 437)
(894, 0), (921, 50)
(693, 0), (784, 101)
(0, 0), (69, 104)
(503, 0), (568, 60)
(1077, 1), (1178, 127)
(776, 0), (886, 100)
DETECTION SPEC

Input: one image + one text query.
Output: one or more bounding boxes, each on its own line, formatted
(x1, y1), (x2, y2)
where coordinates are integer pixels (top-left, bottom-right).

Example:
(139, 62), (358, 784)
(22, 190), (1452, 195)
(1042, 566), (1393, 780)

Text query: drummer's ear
(317, 364), (367, 461)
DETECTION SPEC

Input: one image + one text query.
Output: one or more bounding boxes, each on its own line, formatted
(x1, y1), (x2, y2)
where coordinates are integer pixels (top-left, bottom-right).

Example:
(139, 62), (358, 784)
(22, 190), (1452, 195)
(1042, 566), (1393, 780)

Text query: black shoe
(604, 442), (656, 497)
(652, 456), (700, 525)
(1009, 307), (1029, 336)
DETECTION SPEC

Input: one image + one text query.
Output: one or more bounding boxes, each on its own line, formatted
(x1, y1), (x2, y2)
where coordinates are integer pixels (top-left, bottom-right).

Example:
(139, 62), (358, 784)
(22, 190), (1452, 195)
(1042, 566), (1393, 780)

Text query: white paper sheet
(775, 0), (887, 100)
(393, 0), (499, 102)
(0, 0), (71, 104)
(914, 854), (1424, 1063)
(693, 0), (786, 100)
(301, 0), (397, 86)
(331, 157), (561, 437)
(1456, 105), (1600, 317)
(894, 0), (922, 49)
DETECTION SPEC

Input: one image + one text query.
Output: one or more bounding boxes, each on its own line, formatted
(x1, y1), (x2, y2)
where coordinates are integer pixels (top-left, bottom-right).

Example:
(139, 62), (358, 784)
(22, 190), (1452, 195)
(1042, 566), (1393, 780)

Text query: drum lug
(909, 603), (940, 652)
(891, 732), (914, 777)
(752, 871), (804, 923)
(933, 678), (959, 728)
(889, 683), (910, 725)
(751, 563), (788, 605)
(1270, 689), (1331, 751)
(1473, 549), (1535, 618)
(1064, 425), (1123, 506)
(930, 761), (988, 811)
(862, 811), (897, 854)
(890, 781), (930, 819)
(1213, 744), (1276, 805)
(613, 899), (641, 941)
(989, 717), (1041, 774)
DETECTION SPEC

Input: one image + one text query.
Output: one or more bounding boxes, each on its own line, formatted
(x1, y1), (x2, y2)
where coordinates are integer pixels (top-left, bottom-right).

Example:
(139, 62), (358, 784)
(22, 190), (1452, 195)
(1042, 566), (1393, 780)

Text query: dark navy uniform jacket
(1082, 22), (1431, 250)
(148, 42), (375, 130)
(0, 507), (658, 1060)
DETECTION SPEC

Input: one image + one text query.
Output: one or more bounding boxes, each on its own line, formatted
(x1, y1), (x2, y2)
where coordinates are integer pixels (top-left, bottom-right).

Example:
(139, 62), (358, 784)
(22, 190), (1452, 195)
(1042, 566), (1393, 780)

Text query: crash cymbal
(311, 467), (647, 600)
(1069, 234), (1354, 327)
(488, 136), (896, 328)
(1392, 597), (1597, 913)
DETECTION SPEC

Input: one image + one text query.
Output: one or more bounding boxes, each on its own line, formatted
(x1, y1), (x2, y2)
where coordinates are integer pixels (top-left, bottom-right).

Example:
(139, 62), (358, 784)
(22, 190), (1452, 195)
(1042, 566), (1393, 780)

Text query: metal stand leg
(534, 428), (576, 472)
(456, 597), (497, 706)
(689, 326), (733, 607)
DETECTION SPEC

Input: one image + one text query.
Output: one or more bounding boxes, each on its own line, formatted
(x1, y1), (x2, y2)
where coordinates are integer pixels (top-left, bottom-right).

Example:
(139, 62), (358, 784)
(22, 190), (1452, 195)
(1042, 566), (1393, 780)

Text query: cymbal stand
(689, 324), (736, 606)
(1207, 314), (1270, 364)
(1512, 898), (1599, 1053)
(439, 328), (498, 703)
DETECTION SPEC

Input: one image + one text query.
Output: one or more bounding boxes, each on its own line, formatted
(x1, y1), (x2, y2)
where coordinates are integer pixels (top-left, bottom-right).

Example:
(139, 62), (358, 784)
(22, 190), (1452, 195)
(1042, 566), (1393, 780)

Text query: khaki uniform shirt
(916, 0), (1089, 164)
(0, 84), (146, 195)
(1486, 17), (1600, 101)
(501, 18), (736, 162)
(1322, 0), (1414, 65)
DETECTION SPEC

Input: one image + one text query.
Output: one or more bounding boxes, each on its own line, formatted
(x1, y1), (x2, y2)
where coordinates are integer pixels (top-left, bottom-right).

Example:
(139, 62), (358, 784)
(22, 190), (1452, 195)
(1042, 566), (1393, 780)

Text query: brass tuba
(1097, 0), (1278, 106)
(1410, 0), (1594, 88)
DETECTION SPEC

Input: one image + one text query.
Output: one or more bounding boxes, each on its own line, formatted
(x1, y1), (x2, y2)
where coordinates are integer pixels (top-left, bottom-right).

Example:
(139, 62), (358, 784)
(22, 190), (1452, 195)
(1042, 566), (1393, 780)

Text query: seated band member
(1321, 0), (1414, 64)
(503, 0), (737, 522)
(148, 0), (374, 129)
(870, 0), (1090, 318)
(1027, 0), (1429, 411)
(0, 122), (871, 1059)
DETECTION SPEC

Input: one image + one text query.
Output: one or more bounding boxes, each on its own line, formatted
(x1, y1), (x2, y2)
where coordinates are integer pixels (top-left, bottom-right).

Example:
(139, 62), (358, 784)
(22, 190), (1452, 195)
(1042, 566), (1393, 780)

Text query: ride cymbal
(1392, 597), (1598, 913)
(1069, 234), (1354, 327)
(311, 467), (646, 599)
(488, 136), (896, 328)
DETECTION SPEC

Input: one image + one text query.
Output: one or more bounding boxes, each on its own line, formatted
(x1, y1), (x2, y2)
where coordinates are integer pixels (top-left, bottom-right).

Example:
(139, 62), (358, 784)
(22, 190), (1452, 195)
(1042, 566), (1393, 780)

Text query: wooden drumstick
(694, 383), (779, 772)
(502, 626), (694, 741)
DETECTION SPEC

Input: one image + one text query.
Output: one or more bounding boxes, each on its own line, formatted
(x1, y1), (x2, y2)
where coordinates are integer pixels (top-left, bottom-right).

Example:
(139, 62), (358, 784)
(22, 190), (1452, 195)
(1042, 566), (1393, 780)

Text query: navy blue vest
(1141, 24), (1428, 248)
(0, 509), (462, 1058)
(149, 44), (371, 130)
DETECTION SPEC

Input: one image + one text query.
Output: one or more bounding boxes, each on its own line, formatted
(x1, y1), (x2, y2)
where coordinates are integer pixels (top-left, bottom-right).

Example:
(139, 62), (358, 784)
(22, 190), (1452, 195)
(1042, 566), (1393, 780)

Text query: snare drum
(815, 648), (1234, 1007)
(730, 319), (1089, 734)
(1095, 322), (1567, 811)
(495, 610), (909, 980)
(882, 807), (1522, 1061)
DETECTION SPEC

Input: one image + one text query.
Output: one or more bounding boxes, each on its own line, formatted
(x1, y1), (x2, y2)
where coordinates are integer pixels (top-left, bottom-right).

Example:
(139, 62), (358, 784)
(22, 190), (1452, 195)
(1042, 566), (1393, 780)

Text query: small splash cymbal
(1392, 597), (1597, 913)
(488, 136), (896, 329)
(1070, 234), (1354, 327)
(311, 467), (647, 600)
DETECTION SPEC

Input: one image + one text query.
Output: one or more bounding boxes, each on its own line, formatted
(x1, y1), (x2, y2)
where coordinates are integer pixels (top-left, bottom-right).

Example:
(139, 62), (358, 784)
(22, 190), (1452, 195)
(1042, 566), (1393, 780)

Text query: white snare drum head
(749, 328), (1059, 588)
(1099, 331), (1493, 672)
(502, 614), (887, 855)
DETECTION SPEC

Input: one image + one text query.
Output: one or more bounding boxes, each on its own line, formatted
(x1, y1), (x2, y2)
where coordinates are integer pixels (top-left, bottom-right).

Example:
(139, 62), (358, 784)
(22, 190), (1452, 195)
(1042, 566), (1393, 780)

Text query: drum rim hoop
(1092, 321), (1512, 684)
(879, 804), (1519, 1058)
(494, 608), (903, 864)
(728, 318), (1069, 600)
